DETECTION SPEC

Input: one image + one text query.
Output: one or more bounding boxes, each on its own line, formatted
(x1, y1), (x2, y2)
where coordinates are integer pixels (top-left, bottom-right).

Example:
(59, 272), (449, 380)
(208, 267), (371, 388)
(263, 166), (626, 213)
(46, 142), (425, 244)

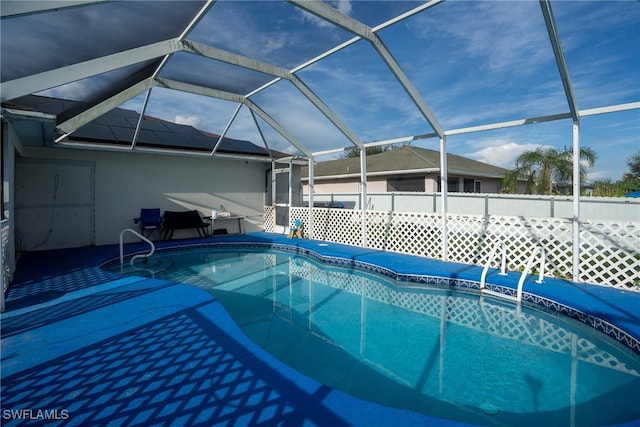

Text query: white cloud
(332, 1), (353, 16)
(174, 115), (203, 129)
(468, 142), (547, 169)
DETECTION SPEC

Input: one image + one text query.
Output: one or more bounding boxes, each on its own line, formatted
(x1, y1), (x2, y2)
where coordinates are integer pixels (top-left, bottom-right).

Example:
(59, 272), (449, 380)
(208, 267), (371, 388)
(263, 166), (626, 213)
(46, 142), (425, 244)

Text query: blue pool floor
(2, 232), (639, 426)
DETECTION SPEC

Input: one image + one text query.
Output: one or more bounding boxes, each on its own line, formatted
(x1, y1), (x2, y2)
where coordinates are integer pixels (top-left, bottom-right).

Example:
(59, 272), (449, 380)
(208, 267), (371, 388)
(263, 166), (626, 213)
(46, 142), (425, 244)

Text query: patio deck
(2, 232), (639, 426)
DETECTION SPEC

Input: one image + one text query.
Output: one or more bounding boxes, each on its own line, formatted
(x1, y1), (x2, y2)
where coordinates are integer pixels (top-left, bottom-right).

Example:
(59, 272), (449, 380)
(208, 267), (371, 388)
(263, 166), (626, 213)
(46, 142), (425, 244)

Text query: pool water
(115, 247), (640, 426)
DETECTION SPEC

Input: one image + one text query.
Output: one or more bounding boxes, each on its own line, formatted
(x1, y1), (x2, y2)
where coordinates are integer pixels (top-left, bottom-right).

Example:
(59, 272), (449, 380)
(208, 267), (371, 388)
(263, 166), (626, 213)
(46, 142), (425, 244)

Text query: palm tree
(503, 146), (596, 195)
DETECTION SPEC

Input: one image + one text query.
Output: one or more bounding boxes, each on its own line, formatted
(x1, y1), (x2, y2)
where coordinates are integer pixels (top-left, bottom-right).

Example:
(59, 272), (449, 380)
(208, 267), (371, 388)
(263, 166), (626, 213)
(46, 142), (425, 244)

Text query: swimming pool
(110, 241), (640, 427)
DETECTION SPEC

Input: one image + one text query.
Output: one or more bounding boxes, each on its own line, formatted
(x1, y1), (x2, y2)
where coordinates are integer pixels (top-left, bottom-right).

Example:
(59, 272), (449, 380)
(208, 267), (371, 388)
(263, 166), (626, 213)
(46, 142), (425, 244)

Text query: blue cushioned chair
(134, 208), (163, 239)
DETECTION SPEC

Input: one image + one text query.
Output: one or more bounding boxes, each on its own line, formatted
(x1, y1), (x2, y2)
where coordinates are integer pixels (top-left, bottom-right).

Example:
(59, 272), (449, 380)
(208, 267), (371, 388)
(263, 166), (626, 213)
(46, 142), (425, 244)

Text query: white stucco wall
(15, 146), (269, 250)
(304, 177), (387, 194)
(425, 176), (437, 192)
(304, 175), (503, 195)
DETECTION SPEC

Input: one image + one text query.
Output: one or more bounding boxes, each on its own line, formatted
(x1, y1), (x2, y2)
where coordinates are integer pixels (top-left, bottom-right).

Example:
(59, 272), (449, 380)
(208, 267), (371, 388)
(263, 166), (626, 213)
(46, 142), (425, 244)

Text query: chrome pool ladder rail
(480, 241), (545, 303)
(120, 228), (156, 267)
(516, 246), (545, 301)
(480, 240), (516, 302)
(480, 240), (508, 288)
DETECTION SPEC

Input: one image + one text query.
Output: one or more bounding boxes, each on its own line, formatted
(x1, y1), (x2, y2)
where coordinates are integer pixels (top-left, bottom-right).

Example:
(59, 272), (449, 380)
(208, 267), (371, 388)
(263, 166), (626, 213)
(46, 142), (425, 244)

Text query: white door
(15, 159), (95, 251)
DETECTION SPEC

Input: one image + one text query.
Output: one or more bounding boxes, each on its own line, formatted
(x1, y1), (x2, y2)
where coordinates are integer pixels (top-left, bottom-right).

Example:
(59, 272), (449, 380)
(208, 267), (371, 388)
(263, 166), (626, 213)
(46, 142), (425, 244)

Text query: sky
(3, 0), (638, 181)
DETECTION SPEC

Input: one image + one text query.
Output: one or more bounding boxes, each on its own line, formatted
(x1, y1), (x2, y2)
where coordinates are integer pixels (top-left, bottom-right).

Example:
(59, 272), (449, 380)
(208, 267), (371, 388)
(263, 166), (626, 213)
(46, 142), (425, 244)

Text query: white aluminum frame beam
(57, 76), (242, 133)
(288, 0), (445, 138)
(364, 101), (640, 150)
(288, 0), (444, 248)
(540, 0), (579, 122)
(182, 39), (364, 149)
(182, 40), (290, 81)
(155, 77), (244, 103)
(580, 102), (640, 117)
(57, 78), (155, 133)
(571, 122), (581, 281)
(178, 1), (215, 41)
(372, 0), (444, 32)
(289, 76), (364, 149)
(130, 88), (153, 150)
(1, 38), (182, 102)
(250, 110), (276, 162)
(360, 149), (368, 246)
(440, 136), (449, 261)
(446, 113), (573, 136)
(131, 2), (215, 150)
(152, 1), (216, 81)
(54, 139), (274, 162)
(13, 1), (447, 155)
(282, 0), (442, 78)
(211, 103), (243, 156)
(541, 0), (581, 281)
(157, 78), (313, 157)
(244, 99), (313, 158)
(308, 157), (315, 238)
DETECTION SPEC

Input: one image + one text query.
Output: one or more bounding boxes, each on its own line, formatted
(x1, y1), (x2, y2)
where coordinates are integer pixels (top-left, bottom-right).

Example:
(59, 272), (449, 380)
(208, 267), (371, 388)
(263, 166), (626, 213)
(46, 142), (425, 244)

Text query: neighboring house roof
(2, 95), (278, 158)
(303, 146), (508, 180)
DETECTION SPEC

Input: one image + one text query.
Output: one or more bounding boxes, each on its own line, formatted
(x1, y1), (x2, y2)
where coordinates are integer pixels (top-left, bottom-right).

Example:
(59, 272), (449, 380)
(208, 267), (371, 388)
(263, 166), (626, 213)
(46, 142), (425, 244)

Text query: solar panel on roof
(134, 129), (163, 146)
(72, 123), (115, 142)
(92, 113), (132, 128)
(139, 118), (172, 132)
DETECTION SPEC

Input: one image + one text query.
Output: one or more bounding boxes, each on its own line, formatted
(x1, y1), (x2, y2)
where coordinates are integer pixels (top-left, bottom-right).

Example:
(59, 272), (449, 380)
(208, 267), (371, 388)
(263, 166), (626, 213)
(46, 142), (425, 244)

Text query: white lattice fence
(467, 215), (575, 280)
(271, 207), (639, 291)
(308, 208), (363, 246)
(579, 220), (639, 288)
(263, 206), (276, 232)
(380, 212), (442, 257)
(445, 214), (488, 266)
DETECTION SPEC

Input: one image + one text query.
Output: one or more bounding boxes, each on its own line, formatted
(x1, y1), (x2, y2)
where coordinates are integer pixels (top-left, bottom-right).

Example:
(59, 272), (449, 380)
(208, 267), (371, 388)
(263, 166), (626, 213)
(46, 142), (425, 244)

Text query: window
(463, 179), (482, 193)
(387, 176), (425, 192)
(437, 177), (459, 192)
(464, 179), (474, 192)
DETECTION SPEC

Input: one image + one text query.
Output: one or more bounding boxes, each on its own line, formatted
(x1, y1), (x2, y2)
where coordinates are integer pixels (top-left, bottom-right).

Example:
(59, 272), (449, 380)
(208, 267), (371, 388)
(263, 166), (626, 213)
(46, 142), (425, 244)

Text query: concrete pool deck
(2, 232), (639, 426)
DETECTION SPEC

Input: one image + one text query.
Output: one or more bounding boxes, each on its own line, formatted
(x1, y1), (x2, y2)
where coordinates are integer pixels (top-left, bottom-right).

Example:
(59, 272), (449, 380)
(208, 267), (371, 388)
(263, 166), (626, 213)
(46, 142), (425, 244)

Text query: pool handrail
(481, 241), (545, 304)
(517, 246), (545, 301)
(119, 228), (155, 267)
(480, 240), (508, 291)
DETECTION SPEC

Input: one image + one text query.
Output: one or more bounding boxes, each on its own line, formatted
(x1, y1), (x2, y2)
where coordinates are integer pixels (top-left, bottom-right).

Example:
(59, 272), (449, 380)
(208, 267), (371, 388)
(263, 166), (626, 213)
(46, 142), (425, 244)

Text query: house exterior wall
(425, 176), (438, 193)
(304, 174), (504, 195)
(15, 146), (268, 250)
(478, 179), (501, 193)
(305, 177), (387, 194)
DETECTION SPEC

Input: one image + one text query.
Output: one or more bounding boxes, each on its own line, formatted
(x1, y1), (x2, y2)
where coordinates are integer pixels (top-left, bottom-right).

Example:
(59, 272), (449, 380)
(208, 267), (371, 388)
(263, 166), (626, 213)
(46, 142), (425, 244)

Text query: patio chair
(288, 219), (303, 239)
(161, 210), (210, 240)
(134, 208), (163, 239)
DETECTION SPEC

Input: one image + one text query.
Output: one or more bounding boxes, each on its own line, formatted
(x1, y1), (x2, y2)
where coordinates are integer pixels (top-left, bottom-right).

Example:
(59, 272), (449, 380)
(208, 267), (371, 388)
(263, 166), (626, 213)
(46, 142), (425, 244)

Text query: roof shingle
(305, 146), (508, 179)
